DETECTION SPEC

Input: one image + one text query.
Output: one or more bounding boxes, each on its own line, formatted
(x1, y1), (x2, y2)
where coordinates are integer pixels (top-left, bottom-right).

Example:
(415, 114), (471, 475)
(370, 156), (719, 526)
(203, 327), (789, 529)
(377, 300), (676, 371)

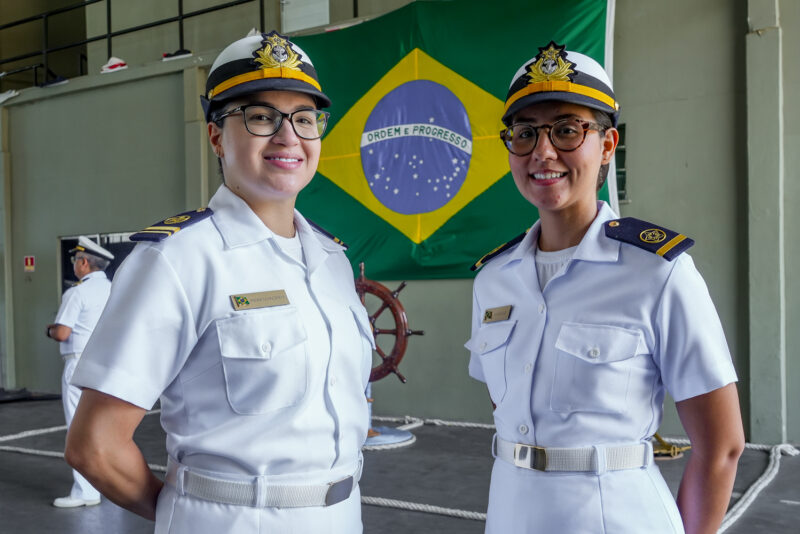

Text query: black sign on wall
(58, 233), (137, 292)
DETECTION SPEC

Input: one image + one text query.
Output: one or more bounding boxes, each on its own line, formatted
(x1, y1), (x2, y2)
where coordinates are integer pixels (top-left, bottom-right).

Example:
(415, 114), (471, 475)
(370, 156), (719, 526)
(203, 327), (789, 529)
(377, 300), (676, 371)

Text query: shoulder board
(306, 219), (348, 250)
(604, 217), (694, 261)
(471, 229), (529, 271)
(130, 207), (213, 242)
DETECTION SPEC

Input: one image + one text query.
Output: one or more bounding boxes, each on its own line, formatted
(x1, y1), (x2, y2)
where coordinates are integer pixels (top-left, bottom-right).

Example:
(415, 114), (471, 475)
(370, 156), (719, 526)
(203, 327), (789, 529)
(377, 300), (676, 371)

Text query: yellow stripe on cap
(208, 67), (322, 100)
(504, 80), (619, 114)
(656, 234), (688, 257)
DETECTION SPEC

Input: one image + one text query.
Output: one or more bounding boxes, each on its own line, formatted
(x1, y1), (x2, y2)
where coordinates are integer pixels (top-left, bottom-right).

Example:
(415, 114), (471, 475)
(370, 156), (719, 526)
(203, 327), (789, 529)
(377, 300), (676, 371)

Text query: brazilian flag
(294, 0), (612, 279)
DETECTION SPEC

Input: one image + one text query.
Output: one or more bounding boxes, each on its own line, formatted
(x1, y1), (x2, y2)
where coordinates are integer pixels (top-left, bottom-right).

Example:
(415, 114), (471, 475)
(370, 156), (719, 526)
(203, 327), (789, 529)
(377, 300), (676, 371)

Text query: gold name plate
(483, 305), (512, 323)
(230, 290), (290, 311)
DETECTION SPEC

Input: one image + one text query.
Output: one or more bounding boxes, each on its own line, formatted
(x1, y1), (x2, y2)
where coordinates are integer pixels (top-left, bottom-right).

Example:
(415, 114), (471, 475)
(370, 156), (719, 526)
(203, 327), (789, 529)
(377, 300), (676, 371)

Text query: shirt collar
(499, 200), (620, 268)
(209, 185), (277, 248)
(293, 211), (342, 274)
(572, 200), (620, 263)
(80, 270), (107, 282)
(209, 185), (342, 273)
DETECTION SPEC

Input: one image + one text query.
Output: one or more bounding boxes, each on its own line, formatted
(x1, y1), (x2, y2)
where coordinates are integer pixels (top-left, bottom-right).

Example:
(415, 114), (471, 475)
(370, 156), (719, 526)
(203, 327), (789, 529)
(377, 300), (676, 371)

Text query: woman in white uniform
(466, 41), (744, 534)
(65, 31), (375, 533)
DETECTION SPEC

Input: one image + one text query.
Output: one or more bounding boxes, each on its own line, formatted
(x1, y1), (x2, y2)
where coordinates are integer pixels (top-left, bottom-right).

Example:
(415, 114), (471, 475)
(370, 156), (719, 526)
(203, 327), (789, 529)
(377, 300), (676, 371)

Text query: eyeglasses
(214, 104), (330, 140)
(500, 118), (606, 156)
(70, 255), (85, 265)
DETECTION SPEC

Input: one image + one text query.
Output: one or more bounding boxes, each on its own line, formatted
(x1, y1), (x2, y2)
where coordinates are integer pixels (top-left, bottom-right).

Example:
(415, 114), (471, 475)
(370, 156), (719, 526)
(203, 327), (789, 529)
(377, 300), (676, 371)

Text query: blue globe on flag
(360, 80), (473, 215)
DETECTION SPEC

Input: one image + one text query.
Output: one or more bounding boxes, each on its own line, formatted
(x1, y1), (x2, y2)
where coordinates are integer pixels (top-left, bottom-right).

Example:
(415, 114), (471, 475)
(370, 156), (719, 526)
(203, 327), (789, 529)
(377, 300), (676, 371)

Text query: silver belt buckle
(514, 443), (547, 471)
(325, 475), (353, 506)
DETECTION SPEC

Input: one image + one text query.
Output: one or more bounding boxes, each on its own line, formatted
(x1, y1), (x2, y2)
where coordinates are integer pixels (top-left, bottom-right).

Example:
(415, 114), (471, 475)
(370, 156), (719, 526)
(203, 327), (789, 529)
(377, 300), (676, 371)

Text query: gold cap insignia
(254, 32), (302, 71)
(526, 42), (575, 84)
(640, 228), (667, 243)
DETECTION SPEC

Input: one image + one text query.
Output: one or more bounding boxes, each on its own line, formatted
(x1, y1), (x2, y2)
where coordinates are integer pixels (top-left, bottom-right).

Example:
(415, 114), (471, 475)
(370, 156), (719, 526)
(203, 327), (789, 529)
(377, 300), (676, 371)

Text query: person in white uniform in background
(65, 31), (374, 533)
(46, 236), (113, 508)
(466, 41), (744, 534)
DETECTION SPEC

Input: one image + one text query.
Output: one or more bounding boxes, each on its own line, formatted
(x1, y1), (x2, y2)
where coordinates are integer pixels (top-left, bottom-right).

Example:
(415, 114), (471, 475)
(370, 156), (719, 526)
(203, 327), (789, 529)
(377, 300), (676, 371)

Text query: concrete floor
(1, 398), (798, 533)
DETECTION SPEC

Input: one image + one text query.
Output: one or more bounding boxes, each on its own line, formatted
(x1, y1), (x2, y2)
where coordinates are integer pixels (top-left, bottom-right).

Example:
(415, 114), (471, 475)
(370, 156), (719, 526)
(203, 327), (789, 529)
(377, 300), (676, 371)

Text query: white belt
(166, 457), (362, 508)
(493, 435), (652, 474)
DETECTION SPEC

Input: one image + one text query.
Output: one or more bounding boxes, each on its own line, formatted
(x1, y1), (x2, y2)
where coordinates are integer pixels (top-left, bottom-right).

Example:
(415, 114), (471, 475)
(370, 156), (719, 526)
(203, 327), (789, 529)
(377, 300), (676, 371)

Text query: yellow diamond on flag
(318, 48), (508, 244)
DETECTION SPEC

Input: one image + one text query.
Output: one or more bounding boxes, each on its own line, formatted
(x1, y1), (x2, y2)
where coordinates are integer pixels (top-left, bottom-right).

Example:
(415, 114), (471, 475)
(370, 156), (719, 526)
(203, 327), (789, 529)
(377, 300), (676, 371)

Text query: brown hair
(593, 109), (614, 191)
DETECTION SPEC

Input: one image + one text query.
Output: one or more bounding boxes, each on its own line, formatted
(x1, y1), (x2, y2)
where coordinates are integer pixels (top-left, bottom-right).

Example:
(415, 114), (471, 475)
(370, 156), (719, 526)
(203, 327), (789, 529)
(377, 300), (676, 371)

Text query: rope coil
(1, 414), (796, 528)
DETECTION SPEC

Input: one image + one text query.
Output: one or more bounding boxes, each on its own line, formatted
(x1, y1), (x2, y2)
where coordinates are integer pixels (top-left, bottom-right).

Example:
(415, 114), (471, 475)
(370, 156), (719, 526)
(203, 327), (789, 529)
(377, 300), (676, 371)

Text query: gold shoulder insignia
(605, 217), (694, 261)
(130, 207), (213, 242)
(471, 229), (529, 271)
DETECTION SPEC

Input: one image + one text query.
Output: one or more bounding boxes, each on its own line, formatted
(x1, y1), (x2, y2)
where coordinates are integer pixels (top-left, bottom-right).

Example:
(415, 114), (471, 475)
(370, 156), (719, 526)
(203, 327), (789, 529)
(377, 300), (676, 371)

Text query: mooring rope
(1, 414), (796, 528)
(361, 496), (487, 521)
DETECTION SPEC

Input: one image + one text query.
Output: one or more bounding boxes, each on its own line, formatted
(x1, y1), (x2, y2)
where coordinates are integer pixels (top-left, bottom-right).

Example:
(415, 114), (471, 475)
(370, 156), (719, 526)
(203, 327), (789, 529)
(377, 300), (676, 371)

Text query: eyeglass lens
(243, 106), (327, 139)
(503, 119), (591, 155)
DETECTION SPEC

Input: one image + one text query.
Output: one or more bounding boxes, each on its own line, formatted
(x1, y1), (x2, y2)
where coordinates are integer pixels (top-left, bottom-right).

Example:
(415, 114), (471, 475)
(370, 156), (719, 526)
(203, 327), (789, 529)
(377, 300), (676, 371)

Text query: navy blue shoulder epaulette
(130, 207), (213, 242)
(470, 229), (529, 271)
(306, 219), (348, 250)
(604, 217), (694, 261)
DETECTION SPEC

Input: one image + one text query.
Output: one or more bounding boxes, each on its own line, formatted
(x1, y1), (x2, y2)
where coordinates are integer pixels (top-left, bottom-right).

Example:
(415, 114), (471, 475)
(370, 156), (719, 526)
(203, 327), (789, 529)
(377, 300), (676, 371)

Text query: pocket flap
(217, 307), (307, 360)
(555, 322), (645, 363)
(350, 304), (376, 349)
(465, 321), (517, 354)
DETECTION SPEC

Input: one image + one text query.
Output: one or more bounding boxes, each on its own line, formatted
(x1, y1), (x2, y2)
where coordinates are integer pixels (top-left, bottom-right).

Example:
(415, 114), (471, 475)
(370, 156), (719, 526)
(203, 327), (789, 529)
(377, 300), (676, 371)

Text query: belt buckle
(513, 443), (547, 471)
(325, 475), (353, 506)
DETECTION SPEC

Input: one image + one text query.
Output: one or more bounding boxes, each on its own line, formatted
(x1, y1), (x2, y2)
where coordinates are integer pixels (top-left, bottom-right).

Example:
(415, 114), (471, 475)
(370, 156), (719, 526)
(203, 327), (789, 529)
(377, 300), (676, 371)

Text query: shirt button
(518, 424), (529, 435)
(588, 347), (600, 358)
(538, 304), (545, 314)
(329, 376), (337, 386)
(261, 342), (271, 353)
(479, 342), (488, 351)
(524, 363), (532, 373)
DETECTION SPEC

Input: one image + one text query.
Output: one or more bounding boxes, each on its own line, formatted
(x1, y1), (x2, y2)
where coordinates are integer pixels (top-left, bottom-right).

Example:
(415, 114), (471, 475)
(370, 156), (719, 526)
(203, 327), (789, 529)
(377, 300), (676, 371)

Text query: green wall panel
(8, 73), (185, 391)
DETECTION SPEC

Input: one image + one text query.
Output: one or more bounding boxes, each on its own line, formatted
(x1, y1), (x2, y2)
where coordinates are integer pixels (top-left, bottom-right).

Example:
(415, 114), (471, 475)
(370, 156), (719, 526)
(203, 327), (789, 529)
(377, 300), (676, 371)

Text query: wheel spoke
(374, 328), (398, 336)
(369, 301), (389, 323)
(375, 345), (388, 362)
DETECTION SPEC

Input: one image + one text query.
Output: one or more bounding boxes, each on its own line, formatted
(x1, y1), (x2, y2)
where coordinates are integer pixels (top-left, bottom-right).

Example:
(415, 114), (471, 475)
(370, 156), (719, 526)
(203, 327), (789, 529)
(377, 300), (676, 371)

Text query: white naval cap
(69, 236), (114, 261)
(503, 41), (619, 125)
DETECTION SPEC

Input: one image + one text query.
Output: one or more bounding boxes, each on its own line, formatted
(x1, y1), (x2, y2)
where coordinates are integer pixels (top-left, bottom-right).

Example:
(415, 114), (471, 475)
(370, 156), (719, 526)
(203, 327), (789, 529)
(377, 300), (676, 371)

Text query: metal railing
(0, 0), (265, 86)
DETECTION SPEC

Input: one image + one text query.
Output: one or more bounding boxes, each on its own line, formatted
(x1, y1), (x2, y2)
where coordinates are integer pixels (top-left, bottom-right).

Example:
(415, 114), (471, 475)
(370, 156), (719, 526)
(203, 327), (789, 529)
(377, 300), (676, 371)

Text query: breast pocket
(550, 322), (646, 415)
(350, 304), (376, 387)
(465, 321), (516, 404)
(216, 306), (308, 415)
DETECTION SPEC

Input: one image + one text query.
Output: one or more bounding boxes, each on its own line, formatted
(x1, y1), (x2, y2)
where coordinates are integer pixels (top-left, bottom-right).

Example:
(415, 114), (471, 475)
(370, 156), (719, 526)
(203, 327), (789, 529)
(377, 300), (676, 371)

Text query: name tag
(483, 305), (512, 323)
(230, 290), (290, 311)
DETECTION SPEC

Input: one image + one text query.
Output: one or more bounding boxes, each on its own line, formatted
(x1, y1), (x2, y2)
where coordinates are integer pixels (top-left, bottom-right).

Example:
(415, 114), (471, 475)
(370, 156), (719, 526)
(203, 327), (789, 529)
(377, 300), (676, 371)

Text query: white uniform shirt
(73, 184), (374, 481)
(54, 271), (111, 355)
(466, 201), (737, 533)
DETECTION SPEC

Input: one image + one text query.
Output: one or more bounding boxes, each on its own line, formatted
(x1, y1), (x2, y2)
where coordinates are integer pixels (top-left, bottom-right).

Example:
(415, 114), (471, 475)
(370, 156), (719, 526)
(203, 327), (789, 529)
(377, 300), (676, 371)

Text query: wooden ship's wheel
(355, 263), (423, 383)
(355, 263), (423, 449)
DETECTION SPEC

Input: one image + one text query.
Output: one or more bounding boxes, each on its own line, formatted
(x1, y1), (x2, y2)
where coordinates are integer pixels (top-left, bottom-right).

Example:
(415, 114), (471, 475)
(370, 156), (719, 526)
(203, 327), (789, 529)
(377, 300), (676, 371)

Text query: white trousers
(62, 354), (101, 501)
(484, 457), (684, 533)
(154, 481), (363, 534)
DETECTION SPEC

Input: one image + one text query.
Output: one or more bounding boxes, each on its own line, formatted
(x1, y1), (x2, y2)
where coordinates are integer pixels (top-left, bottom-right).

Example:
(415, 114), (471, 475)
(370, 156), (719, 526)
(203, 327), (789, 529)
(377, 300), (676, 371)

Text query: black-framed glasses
(214, 104), (330, 140)
(500, 118), (606, 156)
